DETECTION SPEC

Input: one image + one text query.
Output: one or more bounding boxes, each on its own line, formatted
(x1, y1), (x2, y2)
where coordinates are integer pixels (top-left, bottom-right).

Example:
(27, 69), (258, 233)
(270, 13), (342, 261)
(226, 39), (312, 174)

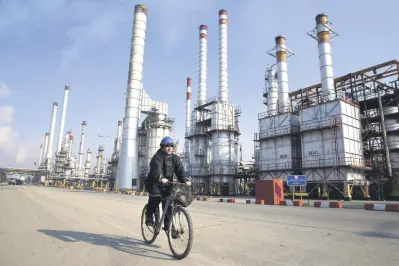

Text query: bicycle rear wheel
(141, 204), (159, 244)
(167, 205), (194, 259)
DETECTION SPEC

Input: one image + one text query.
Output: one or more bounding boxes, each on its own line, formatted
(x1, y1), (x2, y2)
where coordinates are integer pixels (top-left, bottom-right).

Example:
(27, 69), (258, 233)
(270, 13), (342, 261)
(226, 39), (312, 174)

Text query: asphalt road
(1, 186), (398, 266)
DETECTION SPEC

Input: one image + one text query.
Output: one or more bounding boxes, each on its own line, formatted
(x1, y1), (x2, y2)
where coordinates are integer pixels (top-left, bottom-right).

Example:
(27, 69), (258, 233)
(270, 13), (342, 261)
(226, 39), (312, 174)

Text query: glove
(185, 180), (192, 186)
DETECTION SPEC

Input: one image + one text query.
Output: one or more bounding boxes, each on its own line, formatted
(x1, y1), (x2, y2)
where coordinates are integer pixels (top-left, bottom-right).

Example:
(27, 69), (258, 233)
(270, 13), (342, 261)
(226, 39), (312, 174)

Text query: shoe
(145, 216), (154, 227)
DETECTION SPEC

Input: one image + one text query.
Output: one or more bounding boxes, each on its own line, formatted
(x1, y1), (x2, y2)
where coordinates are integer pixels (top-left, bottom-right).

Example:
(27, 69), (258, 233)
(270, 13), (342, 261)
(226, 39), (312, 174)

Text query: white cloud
(0, 85), (41, 168)
(0, 82), (11, 98)
(0, 105), (15, 124)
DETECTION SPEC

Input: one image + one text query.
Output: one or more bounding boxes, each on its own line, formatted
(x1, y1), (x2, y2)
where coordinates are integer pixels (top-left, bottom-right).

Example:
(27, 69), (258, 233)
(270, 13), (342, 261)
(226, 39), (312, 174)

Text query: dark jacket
(144, 148), (186, 195)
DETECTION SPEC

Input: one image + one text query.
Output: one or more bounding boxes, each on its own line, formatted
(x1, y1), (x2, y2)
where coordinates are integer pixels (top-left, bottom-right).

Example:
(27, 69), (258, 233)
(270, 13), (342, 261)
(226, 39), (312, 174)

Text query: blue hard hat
(160, 136), (175, 146)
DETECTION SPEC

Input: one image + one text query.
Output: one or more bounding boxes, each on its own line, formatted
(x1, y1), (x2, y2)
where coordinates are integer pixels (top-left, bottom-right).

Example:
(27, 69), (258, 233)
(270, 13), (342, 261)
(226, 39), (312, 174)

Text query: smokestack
(78, 121), (86, 173)
(97, 144), (104, 175)
(218, 10), (228, 102)
(198, 25), (208, 104)
(118, 4), (147, 190)
(43, 133), (49, 163)
(115, 120), (122, 154)
(186, 78), (192, 135)
(38, 145), (43, 167)
(46, 102), (58, 169)
(312, 13), (338, 101)
(267, 66), (278, 115)
(275, 36), (291, 113)
(56, 86), (69, 153)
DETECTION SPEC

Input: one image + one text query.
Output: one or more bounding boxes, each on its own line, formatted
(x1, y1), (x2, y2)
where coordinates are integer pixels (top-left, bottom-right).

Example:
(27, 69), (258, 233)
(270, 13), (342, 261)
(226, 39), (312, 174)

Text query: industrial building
(257, 13), (399, 200)
(184, 10), (242, 196)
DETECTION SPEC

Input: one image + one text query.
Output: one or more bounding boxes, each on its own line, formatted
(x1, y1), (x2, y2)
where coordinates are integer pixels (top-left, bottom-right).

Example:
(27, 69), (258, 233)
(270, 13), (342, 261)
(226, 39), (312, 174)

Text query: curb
(219, 198), (236, 203)
(314, 201), (343, 208)
(196, 196), (209, 201)
(246, 199), (264, 205)
(364, 203), (399, 212)
(279, 200), (302, 207)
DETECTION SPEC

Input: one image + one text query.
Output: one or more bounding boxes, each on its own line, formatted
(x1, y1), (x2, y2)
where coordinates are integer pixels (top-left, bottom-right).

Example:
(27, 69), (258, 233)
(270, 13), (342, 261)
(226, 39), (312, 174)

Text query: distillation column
(56, 86), (69, 153)
(267, 67), (278, 115)
(46, 102), (58, 170)
(78, 121), (86, 176)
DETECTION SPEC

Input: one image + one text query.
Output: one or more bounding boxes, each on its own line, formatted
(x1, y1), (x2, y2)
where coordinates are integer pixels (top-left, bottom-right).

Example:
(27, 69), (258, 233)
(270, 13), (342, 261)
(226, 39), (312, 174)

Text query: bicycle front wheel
(141, 204), (159, 244)
(167, 205), (194, 259)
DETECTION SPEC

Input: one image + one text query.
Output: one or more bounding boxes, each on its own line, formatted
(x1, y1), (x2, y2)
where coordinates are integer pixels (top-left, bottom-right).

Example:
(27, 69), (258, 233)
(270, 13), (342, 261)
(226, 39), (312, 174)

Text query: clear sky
(0, 0), (398, 168)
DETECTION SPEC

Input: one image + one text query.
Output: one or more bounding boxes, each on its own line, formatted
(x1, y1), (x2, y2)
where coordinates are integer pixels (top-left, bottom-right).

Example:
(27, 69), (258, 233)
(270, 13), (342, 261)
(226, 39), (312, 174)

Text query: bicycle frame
(154, 196), (176, 235)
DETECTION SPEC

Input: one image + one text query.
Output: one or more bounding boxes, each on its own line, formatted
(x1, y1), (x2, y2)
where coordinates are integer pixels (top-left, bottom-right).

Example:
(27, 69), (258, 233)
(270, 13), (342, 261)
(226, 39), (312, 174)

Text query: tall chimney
(275, 36), (290, 113)
(186, 77), (192, 135)
(267, 66), (278, 115)
(56, 86), (69, 153)
(78, 121), (86, 173)
(198, 25), (208, 104)
(218, 10), (228, 102)
(118, 4), (147, 190)
(115, 120), (122, 154)
(46, 102), (58, 169)
(43, 133), (49, 163)
(38, 145), (43, 167)
(314, 13), (337, 101)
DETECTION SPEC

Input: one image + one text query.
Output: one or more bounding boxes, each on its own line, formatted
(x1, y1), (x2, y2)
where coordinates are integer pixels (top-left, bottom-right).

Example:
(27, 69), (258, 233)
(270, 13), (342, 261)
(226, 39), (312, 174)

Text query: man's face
(162, 145), (174, 155)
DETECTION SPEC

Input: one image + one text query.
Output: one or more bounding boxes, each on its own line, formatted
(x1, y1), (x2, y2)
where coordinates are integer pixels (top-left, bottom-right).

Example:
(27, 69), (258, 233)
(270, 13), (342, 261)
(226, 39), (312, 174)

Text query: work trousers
(146, 195), (172, 229)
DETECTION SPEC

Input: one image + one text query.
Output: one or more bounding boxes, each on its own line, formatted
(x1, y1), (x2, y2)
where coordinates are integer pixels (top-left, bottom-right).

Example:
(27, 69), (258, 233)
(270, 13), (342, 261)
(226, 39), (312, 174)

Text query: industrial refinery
(24, 5), (397, 201)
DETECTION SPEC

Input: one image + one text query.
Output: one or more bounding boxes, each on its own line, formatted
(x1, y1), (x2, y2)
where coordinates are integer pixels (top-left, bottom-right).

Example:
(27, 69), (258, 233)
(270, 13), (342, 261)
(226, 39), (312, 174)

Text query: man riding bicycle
(144, 136), (191, 231)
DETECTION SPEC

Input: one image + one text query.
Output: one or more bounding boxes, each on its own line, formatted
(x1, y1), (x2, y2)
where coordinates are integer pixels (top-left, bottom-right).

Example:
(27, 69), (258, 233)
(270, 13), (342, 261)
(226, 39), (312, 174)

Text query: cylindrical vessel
(43, 133), (49, 163)
(218, 10), (228, 102)
(78, 121), (86, 172)
(267, 67), (278, 115)
(275, 36), (289, 113)
(46, 102), (58, 169)
(316, 13), (335, 101)
(57, 86), (69, 153)
(118, 4), (148, 190)
(198, 25), (208, 104)
(38, 145), (43, 167)
(116, 120), (122, 154)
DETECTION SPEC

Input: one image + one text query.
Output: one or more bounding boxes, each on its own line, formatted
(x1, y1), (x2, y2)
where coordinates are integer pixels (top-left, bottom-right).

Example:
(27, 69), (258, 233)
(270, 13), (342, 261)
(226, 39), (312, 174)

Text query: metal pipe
(218, 10), (228, 102)
(46, 102), (58, 170)
(315, 13), (337, 101)
(267, 66), (278, 115)
(78, 121), (86, 173)
(377, 85), (393, 177)
(275, 36), (290, 113)
(198, 25), (208, 104)
(56, 86), (69, 153)
(118, 4), (147, 190)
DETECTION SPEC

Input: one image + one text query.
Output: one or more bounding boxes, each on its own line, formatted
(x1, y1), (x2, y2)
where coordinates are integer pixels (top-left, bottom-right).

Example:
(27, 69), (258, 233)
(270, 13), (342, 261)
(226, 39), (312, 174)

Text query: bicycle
(140, 181), (195, 259)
